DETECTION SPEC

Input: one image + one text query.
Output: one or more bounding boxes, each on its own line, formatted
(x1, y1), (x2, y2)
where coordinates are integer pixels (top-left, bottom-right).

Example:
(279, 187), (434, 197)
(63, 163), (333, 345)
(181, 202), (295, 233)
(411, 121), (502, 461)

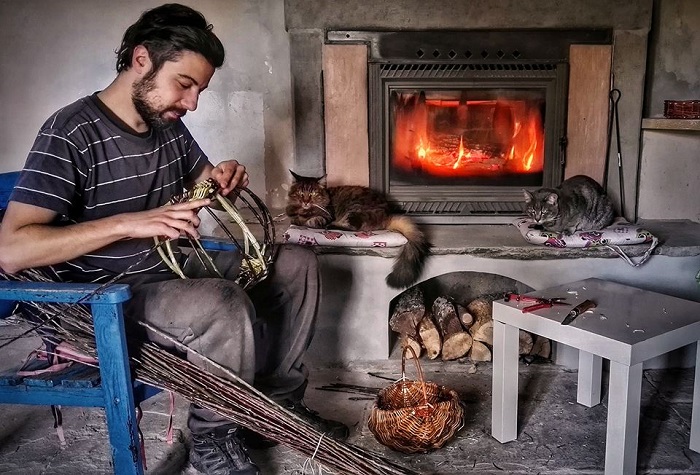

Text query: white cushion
(282, 225), (408, 248)
(512, 217), (656, 248)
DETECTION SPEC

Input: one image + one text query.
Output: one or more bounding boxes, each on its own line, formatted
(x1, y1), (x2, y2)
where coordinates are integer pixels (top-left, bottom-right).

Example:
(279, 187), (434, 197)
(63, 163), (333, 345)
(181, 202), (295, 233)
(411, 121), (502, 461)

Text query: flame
(453, 136), (465, 169)
(391, 93), (545, 178)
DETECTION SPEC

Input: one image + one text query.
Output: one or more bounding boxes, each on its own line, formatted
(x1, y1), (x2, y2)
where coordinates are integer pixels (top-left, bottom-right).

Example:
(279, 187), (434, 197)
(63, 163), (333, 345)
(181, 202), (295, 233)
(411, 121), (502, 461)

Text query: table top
(492, 278), (700, 365)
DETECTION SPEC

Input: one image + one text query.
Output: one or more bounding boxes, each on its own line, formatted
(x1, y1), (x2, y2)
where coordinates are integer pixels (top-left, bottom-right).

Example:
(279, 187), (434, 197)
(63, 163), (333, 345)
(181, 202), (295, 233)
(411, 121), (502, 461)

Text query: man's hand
(210, 160), (249, 196)
(120, 199), (211, 241)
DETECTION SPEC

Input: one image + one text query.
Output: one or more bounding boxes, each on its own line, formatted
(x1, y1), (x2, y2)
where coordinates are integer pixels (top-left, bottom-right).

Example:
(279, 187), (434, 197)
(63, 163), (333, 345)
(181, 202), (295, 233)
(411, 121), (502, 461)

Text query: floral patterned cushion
(283, 225), (408, 248)
(513, 217), (656, 248)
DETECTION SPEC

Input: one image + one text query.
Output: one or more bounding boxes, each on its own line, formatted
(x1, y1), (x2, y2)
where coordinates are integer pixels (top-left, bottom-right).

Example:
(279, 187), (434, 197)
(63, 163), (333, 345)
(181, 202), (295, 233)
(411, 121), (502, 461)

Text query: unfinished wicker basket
(367, 346), (464, 453)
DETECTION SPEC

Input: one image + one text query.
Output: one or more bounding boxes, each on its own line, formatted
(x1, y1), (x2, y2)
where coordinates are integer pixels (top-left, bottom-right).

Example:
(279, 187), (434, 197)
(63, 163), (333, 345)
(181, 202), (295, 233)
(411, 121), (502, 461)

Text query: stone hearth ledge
(306, 219), (700, 260)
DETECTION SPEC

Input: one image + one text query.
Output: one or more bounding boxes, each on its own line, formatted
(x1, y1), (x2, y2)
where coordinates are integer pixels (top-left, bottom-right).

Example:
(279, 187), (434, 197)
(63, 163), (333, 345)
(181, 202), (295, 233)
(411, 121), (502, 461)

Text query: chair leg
(690, 341), (700, 452)
(92, 302), (144, 475)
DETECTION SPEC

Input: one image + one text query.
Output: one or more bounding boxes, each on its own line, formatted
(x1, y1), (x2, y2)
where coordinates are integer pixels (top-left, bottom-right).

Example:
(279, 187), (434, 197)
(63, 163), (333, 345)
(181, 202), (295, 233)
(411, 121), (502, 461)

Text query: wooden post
(564, 44), (613, 184)
(322, 44), (369, 186)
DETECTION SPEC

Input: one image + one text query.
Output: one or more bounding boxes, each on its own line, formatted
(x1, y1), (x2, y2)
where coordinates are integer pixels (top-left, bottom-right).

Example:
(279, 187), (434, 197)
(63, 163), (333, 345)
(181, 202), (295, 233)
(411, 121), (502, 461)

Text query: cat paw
(306, 217), (329, 229)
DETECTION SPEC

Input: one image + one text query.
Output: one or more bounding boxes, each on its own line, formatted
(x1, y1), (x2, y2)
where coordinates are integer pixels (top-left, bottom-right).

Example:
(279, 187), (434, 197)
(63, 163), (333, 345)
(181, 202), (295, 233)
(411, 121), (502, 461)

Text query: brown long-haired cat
(285, 171), (430, 289)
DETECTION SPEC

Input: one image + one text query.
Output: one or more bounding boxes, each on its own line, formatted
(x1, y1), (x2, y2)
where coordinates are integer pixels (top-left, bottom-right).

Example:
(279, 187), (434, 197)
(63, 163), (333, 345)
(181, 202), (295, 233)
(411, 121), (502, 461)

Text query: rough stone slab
(285, 0), (653, 31)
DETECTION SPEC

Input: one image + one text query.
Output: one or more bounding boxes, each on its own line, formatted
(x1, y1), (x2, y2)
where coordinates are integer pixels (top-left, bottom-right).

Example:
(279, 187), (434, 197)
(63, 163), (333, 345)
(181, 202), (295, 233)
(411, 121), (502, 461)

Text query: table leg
(577, 350), (602, 407)
(605, 361), (642, 475)
(690, 341), (700, 452)
(492, 320), (520, 443)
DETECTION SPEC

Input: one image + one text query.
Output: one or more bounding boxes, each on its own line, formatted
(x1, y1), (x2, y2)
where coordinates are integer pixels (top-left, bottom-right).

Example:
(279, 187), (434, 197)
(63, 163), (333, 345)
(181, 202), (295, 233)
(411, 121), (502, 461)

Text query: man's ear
(131, 45), (152, 75)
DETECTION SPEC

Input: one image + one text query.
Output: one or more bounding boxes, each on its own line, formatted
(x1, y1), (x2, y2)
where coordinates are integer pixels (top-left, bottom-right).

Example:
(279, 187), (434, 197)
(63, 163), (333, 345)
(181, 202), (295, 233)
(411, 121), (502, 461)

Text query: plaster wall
(645, 0), (700, 117)
(639, 131), (700, 221)
(0, 0), (295, 210)
(639, 0), (700, 221)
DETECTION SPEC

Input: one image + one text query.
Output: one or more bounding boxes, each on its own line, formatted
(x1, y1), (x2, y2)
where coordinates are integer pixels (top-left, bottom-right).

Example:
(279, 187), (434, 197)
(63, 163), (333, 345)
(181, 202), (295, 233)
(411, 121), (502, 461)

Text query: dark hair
(115, 3), (225, 76)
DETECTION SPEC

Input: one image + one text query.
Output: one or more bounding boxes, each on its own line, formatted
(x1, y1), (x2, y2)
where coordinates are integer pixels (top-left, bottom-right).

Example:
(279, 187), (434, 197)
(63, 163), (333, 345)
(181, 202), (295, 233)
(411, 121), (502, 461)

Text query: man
(0, 4), (347, 475)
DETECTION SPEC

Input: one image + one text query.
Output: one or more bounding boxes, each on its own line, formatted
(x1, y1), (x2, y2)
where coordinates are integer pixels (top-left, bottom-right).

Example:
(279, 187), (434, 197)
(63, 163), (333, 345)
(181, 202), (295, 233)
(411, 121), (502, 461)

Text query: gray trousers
(120, 244), (319, 434)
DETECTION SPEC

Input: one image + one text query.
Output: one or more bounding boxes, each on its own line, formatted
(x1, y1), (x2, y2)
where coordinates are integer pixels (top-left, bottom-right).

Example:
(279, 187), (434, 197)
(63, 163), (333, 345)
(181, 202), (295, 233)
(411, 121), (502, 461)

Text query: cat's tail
(385, 216), (431, 289)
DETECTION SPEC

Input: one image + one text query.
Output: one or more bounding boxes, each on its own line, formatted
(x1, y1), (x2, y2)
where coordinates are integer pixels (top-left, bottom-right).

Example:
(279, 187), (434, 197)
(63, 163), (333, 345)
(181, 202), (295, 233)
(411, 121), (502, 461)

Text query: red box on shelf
(664, 100), (700, 119)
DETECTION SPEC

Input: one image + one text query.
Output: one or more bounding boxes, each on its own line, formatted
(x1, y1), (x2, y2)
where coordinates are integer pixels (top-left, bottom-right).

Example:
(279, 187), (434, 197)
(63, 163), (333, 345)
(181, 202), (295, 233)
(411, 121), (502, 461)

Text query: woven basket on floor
(367, 346), (464, 453)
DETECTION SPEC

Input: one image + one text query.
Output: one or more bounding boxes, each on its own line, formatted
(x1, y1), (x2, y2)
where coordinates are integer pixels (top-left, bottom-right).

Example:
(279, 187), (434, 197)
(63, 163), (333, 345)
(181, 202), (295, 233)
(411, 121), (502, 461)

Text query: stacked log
(418, 314), (441, 359)
(389, 286), (426, 358)
(433, 297), (472, 361)
(390, 289), (552, 362)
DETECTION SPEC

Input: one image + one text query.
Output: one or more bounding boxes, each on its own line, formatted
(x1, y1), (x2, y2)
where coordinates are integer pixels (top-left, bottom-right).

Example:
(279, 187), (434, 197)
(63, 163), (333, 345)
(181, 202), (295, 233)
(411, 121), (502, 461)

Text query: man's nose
(182, 91), (199, 111)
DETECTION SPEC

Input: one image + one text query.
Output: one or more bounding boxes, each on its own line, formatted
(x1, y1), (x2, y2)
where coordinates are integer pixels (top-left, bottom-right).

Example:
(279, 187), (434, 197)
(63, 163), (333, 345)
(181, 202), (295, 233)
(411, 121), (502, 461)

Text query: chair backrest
(0, 171), (20, 318)
(0, 171), (20, 211)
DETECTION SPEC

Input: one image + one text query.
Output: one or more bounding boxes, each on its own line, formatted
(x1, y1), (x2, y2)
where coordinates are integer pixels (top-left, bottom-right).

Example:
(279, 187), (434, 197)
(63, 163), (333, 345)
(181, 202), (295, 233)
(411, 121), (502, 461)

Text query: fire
(391, 92), (545, 178)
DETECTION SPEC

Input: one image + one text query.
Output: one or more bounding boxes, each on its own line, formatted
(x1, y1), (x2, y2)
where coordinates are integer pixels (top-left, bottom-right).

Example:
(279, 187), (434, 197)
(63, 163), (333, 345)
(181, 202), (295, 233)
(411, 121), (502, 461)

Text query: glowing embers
(391, 90), (545, 178)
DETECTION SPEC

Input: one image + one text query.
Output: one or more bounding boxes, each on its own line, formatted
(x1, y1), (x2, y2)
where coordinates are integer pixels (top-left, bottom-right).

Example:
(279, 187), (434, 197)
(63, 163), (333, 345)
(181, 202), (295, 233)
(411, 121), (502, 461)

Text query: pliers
(504, 293), (568, 313)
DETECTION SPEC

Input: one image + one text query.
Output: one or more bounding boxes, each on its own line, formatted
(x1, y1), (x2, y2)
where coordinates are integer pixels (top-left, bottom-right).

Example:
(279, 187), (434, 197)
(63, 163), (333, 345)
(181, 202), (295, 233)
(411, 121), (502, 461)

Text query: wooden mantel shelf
(642, 118), (700, 131)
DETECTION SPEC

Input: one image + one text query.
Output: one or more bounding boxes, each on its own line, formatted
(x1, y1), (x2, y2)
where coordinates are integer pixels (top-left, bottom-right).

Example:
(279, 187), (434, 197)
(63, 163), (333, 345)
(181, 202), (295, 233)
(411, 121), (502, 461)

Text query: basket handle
(401, 345), (430, 406)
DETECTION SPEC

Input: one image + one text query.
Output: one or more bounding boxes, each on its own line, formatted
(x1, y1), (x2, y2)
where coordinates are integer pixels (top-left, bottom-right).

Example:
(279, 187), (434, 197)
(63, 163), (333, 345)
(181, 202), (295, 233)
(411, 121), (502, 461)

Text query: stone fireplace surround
(282, 1), (700, 368)
(285, 0), (651, 222)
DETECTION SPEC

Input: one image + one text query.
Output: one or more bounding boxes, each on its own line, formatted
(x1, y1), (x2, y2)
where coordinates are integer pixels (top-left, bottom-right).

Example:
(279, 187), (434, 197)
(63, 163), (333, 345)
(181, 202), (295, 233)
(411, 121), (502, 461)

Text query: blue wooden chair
(0, 171), (157, 474)
(0, 171), (235, 474)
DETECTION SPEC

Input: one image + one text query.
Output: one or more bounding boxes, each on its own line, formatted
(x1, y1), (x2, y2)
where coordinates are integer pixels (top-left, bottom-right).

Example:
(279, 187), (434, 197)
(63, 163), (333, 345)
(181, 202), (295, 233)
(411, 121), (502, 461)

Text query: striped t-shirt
(10, 93), (211, 282)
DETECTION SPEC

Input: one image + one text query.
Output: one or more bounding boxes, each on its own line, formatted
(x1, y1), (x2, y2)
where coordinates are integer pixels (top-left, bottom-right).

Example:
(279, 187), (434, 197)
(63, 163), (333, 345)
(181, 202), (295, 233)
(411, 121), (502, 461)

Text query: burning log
(433, 297), (473, 361)
(418, 311), (442, 360)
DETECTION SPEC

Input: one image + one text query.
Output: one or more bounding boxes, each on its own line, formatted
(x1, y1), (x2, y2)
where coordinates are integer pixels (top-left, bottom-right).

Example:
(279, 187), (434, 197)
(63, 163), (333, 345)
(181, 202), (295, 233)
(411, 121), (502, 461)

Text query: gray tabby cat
(523, 175), (615, 235)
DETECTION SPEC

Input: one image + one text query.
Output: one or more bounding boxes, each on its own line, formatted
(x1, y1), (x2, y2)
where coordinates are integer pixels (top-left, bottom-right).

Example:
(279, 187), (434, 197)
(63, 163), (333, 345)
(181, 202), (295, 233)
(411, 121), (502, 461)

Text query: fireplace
(328, 29), (612, 223)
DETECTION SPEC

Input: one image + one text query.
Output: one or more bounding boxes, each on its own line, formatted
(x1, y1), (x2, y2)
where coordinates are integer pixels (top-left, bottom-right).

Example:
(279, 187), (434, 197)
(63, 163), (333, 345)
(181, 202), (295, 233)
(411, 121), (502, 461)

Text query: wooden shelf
(642, 118), (700, 131)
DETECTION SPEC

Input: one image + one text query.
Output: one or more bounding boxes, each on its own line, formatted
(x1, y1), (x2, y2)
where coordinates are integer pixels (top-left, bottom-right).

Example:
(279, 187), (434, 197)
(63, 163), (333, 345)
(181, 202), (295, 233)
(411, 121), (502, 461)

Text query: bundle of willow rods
(1, 269), (417, 475)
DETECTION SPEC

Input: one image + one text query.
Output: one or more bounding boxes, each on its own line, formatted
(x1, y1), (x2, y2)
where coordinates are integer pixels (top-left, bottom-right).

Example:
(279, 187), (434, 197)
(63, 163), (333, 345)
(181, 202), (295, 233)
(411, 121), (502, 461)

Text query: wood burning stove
(328, 29), (611, 223)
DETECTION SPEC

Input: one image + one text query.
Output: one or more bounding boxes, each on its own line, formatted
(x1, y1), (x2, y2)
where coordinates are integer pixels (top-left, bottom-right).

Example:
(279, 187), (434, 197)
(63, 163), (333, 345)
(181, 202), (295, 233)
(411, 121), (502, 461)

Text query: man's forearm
(0, 217), (129, 273)
(0, 199), (209, 274)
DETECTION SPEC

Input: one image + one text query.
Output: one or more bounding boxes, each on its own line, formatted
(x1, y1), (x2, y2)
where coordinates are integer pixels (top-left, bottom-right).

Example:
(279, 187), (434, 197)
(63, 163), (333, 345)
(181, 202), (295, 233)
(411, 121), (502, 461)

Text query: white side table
(491, 278), (700, 475)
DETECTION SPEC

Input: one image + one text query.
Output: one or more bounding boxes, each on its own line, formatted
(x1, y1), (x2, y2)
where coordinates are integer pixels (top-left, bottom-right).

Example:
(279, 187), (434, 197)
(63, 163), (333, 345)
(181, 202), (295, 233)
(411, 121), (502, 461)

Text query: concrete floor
(1, 339), (700, 475)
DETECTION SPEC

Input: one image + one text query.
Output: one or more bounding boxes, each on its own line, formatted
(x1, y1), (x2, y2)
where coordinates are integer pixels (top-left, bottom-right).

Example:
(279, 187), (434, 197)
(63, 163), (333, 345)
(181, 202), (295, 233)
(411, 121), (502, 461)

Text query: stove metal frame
(327, 29), (612, 223)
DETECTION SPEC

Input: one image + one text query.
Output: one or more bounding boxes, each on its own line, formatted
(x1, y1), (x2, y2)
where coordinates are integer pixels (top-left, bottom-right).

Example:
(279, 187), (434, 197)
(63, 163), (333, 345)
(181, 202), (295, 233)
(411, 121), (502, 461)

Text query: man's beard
(132, 76), (183, 131)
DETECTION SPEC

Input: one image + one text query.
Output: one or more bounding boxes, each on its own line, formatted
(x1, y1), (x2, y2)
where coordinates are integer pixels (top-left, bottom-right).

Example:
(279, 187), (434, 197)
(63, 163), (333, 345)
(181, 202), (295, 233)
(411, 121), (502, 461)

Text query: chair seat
(0, 362), (160, 406)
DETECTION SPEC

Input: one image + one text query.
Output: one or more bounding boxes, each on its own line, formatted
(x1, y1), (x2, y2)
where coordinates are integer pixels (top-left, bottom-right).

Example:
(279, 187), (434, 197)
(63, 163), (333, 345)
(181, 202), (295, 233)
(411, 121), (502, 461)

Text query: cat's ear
(318, 175), (328, 186)
(289, 170), (302, 182)
(546, 192), (558, 205)
(523, 190), (533, 202)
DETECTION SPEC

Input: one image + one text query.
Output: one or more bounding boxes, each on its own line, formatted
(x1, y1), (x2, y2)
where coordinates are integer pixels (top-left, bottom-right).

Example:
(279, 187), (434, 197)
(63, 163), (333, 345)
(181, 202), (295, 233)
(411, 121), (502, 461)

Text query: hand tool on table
(561, 299), (597, 325)
(504, 293), (568, 313)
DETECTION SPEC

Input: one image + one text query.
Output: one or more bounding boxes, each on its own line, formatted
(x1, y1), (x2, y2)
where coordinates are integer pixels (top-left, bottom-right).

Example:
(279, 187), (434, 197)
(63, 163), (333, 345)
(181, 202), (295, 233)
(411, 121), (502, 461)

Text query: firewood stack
(389, 287), (551, 362)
